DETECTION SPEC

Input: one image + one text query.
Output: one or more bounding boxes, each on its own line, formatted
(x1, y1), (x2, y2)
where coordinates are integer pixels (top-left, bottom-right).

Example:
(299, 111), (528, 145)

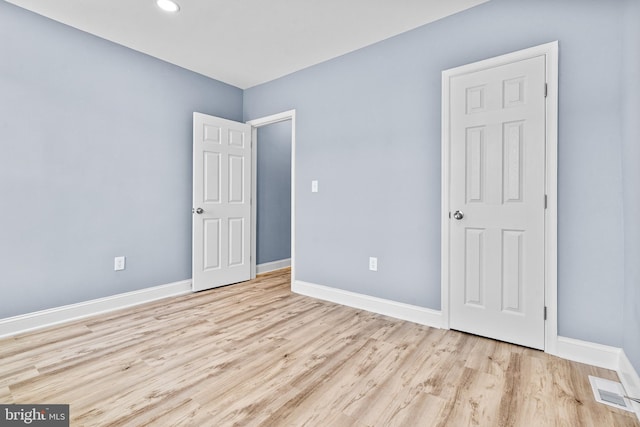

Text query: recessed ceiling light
(156, 0), (180, 13)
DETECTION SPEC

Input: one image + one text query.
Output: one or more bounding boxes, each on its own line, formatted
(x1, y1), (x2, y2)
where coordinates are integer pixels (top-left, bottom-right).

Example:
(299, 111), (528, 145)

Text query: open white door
(193, 112), (251, 292)
(446, 54), (547, 349)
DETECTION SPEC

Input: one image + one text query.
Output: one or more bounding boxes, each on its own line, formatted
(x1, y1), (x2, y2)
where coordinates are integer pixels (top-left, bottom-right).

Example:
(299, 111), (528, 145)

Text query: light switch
(369, 257), (378, 271)
(311, 180), (318, 193)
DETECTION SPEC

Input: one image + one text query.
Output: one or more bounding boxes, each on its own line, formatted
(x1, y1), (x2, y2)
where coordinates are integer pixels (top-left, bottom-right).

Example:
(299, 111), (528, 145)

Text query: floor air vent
(588, 375), (635, 412)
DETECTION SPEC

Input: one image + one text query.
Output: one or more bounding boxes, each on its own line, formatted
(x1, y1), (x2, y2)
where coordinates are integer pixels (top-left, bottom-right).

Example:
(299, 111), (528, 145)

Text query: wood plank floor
(1, 268), (637, 426)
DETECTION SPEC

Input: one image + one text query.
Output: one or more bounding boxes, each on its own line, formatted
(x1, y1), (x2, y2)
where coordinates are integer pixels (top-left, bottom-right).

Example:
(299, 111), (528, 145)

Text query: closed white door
(193, 113), (251, 292)
(448, 55), (546, 349)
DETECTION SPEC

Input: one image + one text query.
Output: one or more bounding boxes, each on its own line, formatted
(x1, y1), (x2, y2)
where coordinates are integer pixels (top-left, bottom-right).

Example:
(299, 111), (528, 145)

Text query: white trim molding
(256, 258), (291, 274)
(619, 350), (640, 420)
(247, 110), (296, 284)
(293, 280), (443, 329)
(553, 336), (621, 371)
(0, 279), (192, 339)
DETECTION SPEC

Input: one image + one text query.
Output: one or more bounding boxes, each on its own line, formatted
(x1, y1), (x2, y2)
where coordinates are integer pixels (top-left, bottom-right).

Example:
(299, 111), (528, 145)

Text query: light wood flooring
(1, 268), (638, 426)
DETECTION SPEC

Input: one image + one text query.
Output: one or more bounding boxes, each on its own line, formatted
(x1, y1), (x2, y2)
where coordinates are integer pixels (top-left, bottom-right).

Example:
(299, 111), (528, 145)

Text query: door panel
(204, 152), (221, 203)
(465, 126), (484, 203)
(228, 155), (245, 203)
(502, 229), (523, 313)
(203, 219), (221, 270)
(193, 113), (251, 292)
(464, 228), (485, 307)
(449, 55), (546, 349)
(228, 217), (245, 267)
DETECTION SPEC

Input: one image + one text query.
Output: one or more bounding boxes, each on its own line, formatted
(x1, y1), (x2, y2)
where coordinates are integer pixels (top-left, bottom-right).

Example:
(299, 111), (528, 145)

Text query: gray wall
(622, 0), (640, 373)
(0, 1), (243, 318)
(2, 0), (637, 371)
(256, 122), (292, 264)
(244, 0), (631, 349)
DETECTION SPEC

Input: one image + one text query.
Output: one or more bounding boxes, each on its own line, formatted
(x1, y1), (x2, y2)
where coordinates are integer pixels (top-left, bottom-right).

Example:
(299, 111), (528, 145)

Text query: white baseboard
(619, 350), (640, 420)
(256, 258), (291, 274)
(292, 280), (443, 329)
(0, 279), (192, 339)
(554, 336), (622, 370)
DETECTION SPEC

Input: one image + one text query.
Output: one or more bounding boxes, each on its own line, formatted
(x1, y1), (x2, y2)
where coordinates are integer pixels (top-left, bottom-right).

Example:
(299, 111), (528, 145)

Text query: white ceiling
(6, 0), (489, 89)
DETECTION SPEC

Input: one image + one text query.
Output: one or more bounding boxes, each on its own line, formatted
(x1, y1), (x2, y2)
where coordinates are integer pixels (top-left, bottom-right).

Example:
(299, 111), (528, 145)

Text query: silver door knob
(195, 207), (204, 214)
(453, 210), (464, 220)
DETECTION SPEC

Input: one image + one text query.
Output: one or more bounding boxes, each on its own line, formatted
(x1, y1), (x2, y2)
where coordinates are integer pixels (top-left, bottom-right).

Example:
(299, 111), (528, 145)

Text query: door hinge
(544, 306), (547, 320)
(544, 83), (548, 98)
(544, 194), (548, 209)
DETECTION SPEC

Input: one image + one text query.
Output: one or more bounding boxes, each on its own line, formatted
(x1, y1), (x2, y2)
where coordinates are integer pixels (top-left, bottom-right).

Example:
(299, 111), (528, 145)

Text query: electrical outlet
(369, 257), (378, 271)
(114, 256), (126, 271)
(311, 180), (318, 193)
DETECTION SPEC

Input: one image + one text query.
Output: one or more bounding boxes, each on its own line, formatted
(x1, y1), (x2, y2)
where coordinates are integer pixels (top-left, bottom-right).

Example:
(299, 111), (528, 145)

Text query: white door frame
(441, 41), (558, 352)
(246, 110), (296, 283)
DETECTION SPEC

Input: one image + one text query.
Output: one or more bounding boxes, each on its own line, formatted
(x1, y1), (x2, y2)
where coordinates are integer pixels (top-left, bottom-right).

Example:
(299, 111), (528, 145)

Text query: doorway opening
(248, 110), (296, 283)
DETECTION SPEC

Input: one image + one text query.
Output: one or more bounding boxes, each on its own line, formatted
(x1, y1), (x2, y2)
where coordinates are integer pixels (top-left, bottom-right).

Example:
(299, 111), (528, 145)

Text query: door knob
(453, 210), (464, 220)
(195, 207), (204, 214)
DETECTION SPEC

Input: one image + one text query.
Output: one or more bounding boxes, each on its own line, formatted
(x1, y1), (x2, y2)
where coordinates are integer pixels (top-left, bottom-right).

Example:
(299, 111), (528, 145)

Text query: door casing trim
(441, 41), (558, 352)
(247, 110), (296, 283)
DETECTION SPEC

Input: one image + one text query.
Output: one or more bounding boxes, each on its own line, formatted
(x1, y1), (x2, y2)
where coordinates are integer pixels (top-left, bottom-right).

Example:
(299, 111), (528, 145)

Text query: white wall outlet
(369, 257), (378, 271)
(114, 256), (126, 271)
(311, 180), (318, 193)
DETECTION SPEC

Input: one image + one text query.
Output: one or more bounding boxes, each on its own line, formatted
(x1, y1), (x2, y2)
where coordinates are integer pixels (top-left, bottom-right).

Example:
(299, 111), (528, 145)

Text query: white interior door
(448, 55), (546, 349)
(193, 112), (251, 292)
